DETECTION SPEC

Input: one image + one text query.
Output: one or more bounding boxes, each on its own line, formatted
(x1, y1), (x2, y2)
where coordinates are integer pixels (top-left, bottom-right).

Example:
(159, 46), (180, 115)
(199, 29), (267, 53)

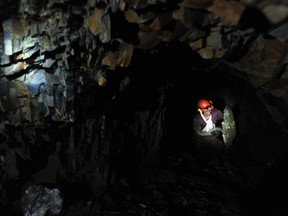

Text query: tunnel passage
(99, 42), (288, 215)
(155, 56), (288, 166)
(1, 0), (288, 215)
(1, 40), (288, 215)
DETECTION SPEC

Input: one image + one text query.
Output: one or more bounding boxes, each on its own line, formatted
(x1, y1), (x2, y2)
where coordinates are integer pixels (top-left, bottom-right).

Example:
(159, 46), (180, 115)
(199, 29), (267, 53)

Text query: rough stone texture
(1, 0), (288, 215)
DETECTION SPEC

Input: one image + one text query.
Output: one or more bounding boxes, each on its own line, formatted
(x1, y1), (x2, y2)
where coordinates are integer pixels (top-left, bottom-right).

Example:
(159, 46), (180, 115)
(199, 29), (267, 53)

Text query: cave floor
(58, 149), (278, 216)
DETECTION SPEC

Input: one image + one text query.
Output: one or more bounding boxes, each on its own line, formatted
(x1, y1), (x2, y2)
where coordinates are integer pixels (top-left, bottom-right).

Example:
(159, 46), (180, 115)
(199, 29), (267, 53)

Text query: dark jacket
(193, 108), (223, 134)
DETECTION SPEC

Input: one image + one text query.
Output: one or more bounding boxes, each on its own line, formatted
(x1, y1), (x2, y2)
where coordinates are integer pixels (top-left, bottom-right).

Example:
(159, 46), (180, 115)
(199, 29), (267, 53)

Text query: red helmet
(198, 99), (214, 112)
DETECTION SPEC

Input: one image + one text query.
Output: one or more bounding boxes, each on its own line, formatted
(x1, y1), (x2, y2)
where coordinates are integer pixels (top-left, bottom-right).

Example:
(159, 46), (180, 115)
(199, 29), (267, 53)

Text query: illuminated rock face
(222, 106), (236, 149)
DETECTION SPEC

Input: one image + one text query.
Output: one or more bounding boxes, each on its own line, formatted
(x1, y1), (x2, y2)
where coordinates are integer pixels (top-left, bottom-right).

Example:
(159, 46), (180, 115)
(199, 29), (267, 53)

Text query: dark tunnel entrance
(122, 42), (248, 162)
(132, 42), (288, 166)
(110, 42), (288, 216)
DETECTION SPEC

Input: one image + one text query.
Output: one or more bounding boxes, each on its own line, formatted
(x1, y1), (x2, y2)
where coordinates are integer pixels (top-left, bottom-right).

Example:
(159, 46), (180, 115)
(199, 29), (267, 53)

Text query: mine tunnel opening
(158, 67), (237, 161)
(124, 42), (288, 167)
(122, 44), (288, 216)
(159, 65), (288, 166)
(110, 42), (288, 207)
(118, 41), (245, 164)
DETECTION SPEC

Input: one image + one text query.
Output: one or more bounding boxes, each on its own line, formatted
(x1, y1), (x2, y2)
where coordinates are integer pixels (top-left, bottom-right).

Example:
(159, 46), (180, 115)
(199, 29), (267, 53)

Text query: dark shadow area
(238, 6), (271, 33)
(239, 151), (288, 216)
(110, 11), (140, 45)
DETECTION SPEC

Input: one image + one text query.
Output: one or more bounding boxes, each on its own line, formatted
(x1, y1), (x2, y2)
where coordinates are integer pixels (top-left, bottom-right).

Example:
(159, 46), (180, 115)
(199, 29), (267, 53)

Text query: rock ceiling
(0, 0), (288, 126)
